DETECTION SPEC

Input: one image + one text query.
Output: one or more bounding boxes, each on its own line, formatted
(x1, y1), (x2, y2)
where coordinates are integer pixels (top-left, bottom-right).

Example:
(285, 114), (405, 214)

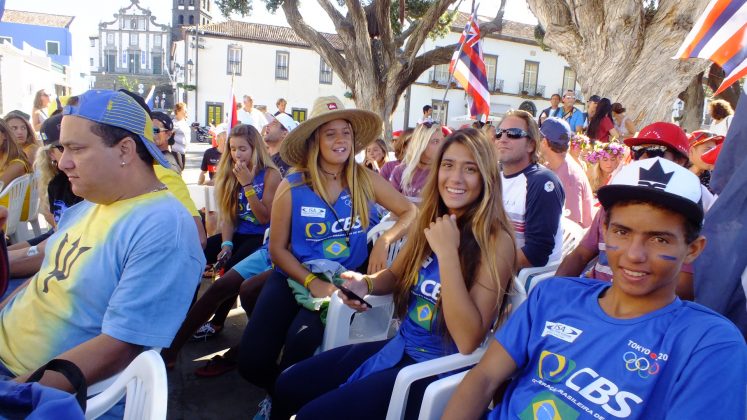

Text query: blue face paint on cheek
(606, 245), (620, 251)
(658, 254), (677, 261)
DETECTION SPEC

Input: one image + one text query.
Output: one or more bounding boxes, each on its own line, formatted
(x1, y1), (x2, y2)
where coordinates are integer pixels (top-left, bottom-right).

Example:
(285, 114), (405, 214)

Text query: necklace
(151, 184), (168, 193)
(320, 167), (341, 180)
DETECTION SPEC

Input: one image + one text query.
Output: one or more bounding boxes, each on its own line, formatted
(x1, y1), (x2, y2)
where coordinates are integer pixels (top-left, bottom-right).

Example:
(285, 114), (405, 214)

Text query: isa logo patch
(301, 207), (326, 218)
(322, 238), (349, 259)
(541, 321), (582, 343)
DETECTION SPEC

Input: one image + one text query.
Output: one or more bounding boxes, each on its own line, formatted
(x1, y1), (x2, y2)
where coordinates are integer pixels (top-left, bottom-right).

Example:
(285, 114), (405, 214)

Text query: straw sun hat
(280, 96), (382, 167)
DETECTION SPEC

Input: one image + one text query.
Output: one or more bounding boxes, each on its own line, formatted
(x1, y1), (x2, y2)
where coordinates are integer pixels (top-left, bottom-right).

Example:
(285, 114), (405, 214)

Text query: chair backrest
(85, 350), (167, 420)
(186, 185), (206, 210)
(22, 170), (41, 222)
(560, 217), (585, 259)
(0, 174), (31, 236)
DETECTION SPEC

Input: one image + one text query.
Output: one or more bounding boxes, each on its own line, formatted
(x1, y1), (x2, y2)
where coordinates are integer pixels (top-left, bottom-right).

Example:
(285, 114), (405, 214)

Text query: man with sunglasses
(557, 122), (711, 297)
(495, 110), (564, 269)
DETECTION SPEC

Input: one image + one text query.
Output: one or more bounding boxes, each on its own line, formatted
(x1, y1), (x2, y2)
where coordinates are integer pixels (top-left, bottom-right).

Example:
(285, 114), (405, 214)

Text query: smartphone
(214, 253), (229, 270)
(337, 285), (372, 308)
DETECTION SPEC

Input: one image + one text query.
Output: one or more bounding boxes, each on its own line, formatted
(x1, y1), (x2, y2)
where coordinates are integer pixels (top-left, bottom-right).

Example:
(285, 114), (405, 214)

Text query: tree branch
(343, 0), (374, 79)
(403, 0), (456, 64)
(374, 0), (395, 60)
(281, 0), (350, 85)
(315, 0), (346, 33)
(395, 20), (418, 47)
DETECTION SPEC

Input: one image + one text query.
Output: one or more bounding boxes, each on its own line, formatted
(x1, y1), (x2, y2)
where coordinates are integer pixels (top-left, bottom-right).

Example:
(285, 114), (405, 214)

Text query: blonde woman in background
(389, 123), (447, 203)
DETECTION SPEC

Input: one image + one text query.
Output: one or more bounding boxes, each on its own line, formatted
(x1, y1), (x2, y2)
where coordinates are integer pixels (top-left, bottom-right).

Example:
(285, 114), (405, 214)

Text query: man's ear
(118, 136), (138, 164)
(683, 235), (706, 264)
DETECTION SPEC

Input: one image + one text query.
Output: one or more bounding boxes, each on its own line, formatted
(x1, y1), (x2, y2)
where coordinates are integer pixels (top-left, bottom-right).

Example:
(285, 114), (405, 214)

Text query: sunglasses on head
(495, 128), (530, 140)
(631, 144), (669, 160)
(422, 121), (437, 129)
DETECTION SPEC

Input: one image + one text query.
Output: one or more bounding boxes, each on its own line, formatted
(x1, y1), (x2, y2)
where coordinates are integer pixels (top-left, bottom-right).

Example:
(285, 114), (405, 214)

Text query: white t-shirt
(172, 118), (190, 154)
(710, 115), (733, 136)
(237, 108), (268, 132)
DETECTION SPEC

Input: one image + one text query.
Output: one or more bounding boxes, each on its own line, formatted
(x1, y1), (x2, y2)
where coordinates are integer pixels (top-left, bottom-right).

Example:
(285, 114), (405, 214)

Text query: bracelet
(362, 275), (373, 294)
(220, 241), (233, 249)
(303, 273), (318, 289)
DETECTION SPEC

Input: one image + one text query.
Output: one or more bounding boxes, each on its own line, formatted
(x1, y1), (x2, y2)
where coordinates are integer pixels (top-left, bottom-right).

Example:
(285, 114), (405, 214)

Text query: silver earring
(120, 161), (126, 167)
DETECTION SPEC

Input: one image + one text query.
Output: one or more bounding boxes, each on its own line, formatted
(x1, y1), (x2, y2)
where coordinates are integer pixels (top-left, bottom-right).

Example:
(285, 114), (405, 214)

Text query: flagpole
(438, 0), (467, 116)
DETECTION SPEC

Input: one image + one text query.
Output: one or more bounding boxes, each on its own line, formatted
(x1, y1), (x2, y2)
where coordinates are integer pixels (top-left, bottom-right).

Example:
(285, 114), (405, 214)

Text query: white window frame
(227, 45), (242, 76)
(319, 58), (333, 84)
(107, 33), (114, 45)
(275, 51), (289, 80)
(484, 54), (498, 91)
(562, 67), (577, 94)
(129, 33), (138, 46)
(154, 35), (162, 47)
(45, 40), (60, 55)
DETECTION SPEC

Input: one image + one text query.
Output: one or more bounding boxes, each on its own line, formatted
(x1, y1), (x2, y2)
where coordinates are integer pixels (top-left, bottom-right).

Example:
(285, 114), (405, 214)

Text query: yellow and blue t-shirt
(0, 190), (205, 375)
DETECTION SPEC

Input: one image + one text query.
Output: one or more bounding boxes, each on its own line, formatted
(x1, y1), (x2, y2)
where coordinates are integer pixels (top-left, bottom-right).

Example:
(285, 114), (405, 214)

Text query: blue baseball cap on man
(62, 90), (171, 168)
(539, 117), (572, 146)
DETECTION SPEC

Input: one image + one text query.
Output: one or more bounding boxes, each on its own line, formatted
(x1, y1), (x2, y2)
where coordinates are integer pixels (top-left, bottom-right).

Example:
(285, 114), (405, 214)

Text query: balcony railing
(520, 82), (544, 97)
(489, 79), (504, 92)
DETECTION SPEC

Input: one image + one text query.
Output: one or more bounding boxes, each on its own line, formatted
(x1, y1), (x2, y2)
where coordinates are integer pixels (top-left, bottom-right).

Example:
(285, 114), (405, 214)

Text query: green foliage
(216, 0), (253, 17)
(117, 76), (138, 92)
(643, 0), (658, 25)
(533, 24), (550, 51)
(389, 0), (456, 38)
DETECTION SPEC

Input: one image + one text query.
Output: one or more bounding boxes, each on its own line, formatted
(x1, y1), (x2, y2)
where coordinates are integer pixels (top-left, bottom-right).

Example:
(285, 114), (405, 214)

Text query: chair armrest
(322, 291), (394, 352)
(386, 347), (486, 420)
(515, 261), (560, 293)
(417, 370), (470, 420)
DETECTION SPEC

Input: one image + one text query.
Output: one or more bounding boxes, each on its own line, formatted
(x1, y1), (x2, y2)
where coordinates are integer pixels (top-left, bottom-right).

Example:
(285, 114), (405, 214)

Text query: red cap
(624, 122), (689, 159)
(392, 130), (403, 138)
(688, 130), (724, 149)
(701, 143), (723, 165)
(441, 126), (454, 136)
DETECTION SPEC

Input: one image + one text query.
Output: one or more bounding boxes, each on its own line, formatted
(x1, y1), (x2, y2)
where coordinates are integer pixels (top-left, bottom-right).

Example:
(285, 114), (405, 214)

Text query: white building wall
(176, 35), (353, 125)
(392, 31), (582, 130)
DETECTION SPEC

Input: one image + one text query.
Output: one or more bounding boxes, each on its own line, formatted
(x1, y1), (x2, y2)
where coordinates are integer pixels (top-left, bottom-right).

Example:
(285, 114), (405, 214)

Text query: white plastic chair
(560, 217), (585, 259)
(0, 174), (31, 242)
(85, 350), (168, 420)
(386, 346), (487, 420)
(321, 218), (409, 351)
(20, 170), (42, 238)
(187, 185), (206, 210)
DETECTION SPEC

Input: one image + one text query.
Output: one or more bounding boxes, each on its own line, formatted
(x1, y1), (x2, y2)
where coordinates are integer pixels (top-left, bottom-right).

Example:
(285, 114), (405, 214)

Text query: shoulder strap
(27, 359), (87, 411)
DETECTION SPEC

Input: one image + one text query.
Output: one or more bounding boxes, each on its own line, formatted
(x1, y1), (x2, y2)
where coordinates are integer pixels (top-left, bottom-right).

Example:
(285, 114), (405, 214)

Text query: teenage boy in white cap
(0, 90), (205, 391)
(263, 113), (298, 177)
(444, 157), (746, 419)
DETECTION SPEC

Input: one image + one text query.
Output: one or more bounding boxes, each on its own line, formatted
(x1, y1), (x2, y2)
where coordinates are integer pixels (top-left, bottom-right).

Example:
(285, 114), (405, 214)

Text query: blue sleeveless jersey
(235, 168), (269, 235)
(400, 254), (457, 359)
(288, 172), (368, 269)
(346, 253), (457, 384)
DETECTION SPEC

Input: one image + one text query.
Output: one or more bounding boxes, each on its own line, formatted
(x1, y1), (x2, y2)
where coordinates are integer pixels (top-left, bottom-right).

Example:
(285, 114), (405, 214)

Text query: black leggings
(237, 271), (326, 393)
(272, 340), (434, 420)
(203, 232), (264, 326)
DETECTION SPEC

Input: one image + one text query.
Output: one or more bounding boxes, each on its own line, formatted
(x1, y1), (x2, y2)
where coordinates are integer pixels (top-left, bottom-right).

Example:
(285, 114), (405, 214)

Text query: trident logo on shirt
(41, 233), (92, 293)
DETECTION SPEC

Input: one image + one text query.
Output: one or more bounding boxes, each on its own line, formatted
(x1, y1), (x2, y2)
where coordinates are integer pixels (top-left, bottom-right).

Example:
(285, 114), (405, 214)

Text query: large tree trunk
(526, 0), (710, 127)
(679, 72), (705, 132)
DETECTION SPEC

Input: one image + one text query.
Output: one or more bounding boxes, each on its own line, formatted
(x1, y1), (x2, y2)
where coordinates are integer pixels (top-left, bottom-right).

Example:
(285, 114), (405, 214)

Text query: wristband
(243, 184), (256, 197)
(362, 275), (373, 294)
(303, 273), (318, 289)
(220, 241), (234, 249)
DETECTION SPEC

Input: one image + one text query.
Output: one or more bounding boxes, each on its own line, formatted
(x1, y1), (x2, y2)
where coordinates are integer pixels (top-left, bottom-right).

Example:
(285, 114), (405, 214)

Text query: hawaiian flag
(675, 0), (747, 95)
(230, 94), (238, 129)
(449, 6), (491, 123)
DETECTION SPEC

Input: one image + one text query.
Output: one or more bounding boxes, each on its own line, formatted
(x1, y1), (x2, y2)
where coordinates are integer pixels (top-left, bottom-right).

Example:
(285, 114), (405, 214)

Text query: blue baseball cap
(63, 90), (171, 168)
(540, 117), (571, 146)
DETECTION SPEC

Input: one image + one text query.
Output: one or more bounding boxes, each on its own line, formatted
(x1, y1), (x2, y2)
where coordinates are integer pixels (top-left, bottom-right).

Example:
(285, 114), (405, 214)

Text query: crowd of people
(0, 86), (744, 420)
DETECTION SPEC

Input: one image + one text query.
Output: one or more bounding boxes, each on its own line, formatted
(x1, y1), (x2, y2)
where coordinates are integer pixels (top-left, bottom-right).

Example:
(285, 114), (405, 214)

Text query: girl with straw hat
(238, 96), (416, 417)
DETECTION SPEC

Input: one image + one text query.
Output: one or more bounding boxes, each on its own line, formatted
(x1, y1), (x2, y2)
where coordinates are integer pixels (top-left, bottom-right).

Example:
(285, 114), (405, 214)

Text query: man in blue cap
(0, 90), (205, 390)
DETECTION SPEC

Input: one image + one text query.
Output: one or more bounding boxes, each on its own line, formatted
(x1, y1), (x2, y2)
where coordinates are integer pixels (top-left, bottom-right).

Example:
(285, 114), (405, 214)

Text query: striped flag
(144, 85), (156, 109)
(675, 0), (747, 95)
(449, 7), (491, 123)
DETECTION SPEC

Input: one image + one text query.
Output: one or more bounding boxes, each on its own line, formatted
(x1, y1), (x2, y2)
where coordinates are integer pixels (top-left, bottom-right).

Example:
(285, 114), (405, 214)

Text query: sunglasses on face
(495, 128), (530, 140)
(153, 128), (170, 134)
(632, 144), (669, 160)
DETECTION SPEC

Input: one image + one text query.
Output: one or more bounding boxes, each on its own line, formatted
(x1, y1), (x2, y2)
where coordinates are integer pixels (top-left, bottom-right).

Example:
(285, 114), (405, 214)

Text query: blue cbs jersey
(401, 254), (457, 360)
(489, 277), (747, 420)
(287, 172), (368, 270)
(236, 168), (269, 235)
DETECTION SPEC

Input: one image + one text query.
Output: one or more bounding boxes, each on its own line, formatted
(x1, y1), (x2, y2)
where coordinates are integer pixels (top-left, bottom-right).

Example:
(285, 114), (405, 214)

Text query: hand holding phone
(337, 285), (372, 308)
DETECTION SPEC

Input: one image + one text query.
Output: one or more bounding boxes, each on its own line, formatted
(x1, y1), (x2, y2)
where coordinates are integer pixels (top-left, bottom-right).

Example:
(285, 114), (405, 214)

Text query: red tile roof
(187, 20), (344, 50)
(1, 9), (75, 29)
